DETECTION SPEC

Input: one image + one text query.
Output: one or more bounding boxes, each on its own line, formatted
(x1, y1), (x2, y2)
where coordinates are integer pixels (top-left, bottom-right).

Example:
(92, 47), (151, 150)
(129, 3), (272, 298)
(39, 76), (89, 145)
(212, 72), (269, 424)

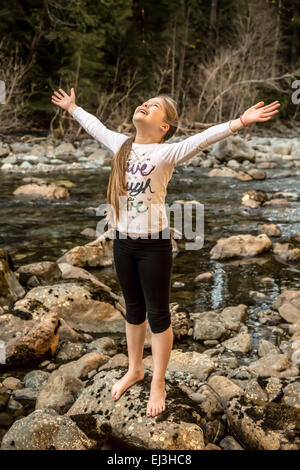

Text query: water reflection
(0, 166), (300, 316)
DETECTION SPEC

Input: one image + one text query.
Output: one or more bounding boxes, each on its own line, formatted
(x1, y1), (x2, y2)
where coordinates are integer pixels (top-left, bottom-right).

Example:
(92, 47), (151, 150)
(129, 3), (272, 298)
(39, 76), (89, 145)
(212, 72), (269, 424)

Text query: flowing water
(1, 162), (300, 448)
(1, 165), (300, 362)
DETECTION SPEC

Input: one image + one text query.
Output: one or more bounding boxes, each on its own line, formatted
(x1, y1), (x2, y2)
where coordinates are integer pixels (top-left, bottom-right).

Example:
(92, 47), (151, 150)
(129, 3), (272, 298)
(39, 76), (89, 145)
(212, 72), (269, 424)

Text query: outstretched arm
(163, 100), (280, 167)
(51, 88), (129, 154)
(162, 120), (238, 167)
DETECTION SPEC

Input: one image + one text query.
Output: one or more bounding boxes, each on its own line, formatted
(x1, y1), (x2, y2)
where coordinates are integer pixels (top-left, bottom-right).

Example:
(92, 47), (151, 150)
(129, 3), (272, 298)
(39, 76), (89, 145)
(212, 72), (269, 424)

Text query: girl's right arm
(69, 105), (129, 154)
(51, 88), (129, 154)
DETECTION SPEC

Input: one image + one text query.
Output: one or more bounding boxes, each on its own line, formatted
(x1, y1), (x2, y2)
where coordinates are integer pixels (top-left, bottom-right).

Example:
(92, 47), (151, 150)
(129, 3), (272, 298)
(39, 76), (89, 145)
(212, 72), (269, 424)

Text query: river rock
(66, 367), (206, 450)
(220, 305), (248, 331)
(80, 228), (98, 239)
(171, 310), (192, 340)
(272, 142), (292, 154)
(16, 261), (62, 286)
(227, 159), (241, 169)
(6, 397), (24, 418)
(226, 394), (299, 450)
(192, 305), (248, 342)
(212, 136), (255, 163)
(195, 386), (224, 420)
(210, 234), (272, 260)
(143, 349), (216, 381)
(86, 337), (118, 356)
(241, 190), (268, 208)
(0, 312), (36, 344)
(207, 375), (244, 407)
(0, 146), (9, 158)
(243, 379), (268, 403)
(263, 198), (291, 207)
(272, 243), (300, 263)
(86, 149), (110, 165)
(58, 262), (115, 291)
(258, 339), (280, 357)
(12, 387), (39, 403)
(57, 230), (114, 268)
(98, 353), (129, 371)
(2, 377), (22, 390)
(221, 331), (252, 353)
(35, 352), (109, 414)
(57, 317), (90, 343)
(194, 272), (213, 282)
(258, 223), (282, 237)
(13, 183), (70, 200)
(0, 384), (9, 411)
(11, 280), (125, 334)
(248, 352), (299, 378)
(56, 341), (87, 362)
(246, 169), (266, 180)
(10, 142), (32, 153)
(0, 408), (97, 450)
(282, 380), (300, 408)
(1, 163), (14, 171)
(290, 328), (300, 341)
(272, 290), (300, 325)
(258, 309), (281, 325)
(208, 167), (252, 181)
(22, 176), (47, 185)
(3, 311), (60, 368)
(23, 370), (51, 391)
(54, 142), (76, 156)
(0, 249), (25, 308)
(193, 312), (227, 341)
(257, 162), (277, 169)
(219, 435), (244, 450)
(292, 232), (300, 242)
(274, 191), (299, 201)
(57, 244), (112, 268)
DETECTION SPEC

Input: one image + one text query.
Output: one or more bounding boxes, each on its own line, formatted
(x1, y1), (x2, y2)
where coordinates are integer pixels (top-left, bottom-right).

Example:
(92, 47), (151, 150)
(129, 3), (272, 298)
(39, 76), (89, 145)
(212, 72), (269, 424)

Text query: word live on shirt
(72, 106), (238, 237)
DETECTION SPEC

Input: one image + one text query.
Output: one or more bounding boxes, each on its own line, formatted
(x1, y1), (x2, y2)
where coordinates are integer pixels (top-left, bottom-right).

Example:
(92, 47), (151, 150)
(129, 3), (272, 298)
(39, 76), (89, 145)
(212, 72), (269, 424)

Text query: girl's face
(132, 97), (169, 136)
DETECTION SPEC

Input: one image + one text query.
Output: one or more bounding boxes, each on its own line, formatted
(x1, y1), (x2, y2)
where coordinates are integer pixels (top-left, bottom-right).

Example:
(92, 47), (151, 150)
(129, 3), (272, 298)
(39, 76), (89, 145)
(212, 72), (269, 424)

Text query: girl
(51, 88), (280, 417)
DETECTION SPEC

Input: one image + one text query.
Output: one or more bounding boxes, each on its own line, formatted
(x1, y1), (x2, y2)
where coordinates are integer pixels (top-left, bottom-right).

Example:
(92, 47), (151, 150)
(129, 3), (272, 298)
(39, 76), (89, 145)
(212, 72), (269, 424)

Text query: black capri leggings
(113, 227), (173, 334)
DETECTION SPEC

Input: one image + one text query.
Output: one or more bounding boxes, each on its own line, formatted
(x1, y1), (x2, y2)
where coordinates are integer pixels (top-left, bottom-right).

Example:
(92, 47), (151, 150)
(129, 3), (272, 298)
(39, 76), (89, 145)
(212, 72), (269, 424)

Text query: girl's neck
(133, 132), (162, 145)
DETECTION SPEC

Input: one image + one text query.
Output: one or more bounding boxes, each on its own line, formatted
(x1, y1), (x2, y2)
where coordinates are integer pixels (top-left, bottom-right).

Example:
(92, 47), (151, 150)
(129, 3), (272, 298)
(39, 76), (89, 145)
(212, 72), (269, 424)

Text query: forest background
(0, 0), (299, 138)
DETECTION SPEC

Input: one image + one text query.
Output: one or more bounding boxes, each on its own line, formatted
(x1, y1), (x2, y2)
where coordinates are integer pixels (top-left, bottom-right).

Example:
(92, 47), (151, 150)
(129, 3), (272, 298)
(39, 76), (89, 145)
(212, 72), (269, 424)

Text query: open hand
(242, 100), (280, 126)
(51, 87), (76, 112)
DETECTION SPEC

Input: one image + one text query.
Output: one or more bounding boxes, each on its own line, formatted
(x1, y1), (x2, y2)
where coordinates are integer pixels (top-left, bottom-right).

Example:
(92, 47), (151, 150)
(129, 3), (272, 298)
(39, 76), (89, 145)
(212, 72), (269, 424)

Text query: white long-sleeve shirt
(72, 106), (238, 237)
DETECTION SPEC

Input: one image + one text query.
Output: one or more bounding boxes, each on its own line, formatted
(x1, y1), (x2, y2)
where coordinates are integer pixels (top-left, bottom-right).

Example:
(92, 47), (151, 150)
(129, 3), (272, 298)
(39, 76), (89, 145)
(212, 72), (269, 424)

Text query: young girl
(51, 88), (280, 417)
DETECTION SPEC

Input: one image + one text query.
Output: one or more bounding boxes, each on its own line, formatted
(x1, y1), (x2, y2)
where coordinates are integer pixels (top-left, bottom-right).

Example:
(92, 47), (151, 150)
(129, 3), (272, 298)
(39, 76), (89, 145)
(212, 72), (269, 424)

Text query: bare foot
(111, 369), (144, 401)
(146, 380), (167, 417)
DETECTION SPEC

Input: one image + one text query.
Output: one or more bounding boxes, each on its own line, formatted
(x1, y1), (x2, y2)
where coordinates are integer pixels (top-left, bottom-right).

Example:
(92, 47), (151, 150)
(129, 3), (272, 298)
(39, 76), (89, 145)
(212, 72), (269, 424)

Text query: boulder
(0, 249), (25, 308)
(210, 234), (272, 260)
(66, 367), (206, 450)
(226, 395), (300, 450)
(13, 183), (70, 200)
(0, 408), (97, 450)
(3, 311), (60, 368)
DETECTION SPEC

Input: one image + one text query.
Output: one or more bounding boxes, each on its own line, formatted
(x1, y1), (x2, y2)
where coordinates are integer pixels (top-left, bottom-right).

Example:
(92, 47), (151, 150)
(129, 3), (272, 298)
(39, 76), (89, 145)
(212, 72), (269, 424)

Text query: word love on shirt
(126, 160), (156, 176)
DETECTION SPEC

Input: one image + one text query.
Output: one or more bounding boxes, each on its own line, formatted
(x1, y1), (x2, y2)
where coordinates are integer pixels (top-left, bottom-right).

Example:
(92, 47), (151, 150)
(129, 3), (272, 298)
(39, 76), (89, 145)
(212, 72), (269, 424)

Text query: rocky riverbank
(0, 127), (300, 450)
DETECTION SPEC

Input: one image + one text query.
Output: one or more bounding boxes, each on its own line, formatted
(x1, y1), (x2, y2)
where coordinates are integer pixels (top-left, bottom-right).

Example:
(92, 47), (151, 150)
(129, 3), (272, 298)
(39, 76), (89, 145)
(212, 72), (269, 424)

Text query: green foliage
(0, 0), (299, 130)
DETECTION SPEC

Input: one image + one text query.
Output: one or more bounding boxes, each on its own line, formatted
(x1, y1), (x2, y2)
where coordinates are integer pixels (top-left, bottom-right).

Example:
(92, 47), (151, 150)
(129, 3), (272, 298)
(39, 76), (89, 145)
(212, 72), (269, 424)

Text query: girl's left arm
(162, 120), (239, 167)
(163, 100), (280, 167)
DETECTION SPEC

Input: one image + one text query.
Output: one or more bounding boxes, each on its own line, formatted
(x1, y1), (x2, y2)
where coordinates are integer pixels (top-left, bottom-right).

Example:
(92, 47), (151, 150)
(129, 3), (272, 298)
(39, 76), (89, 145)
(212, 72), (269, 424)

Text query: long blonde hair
(106, 94), (179, 225)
